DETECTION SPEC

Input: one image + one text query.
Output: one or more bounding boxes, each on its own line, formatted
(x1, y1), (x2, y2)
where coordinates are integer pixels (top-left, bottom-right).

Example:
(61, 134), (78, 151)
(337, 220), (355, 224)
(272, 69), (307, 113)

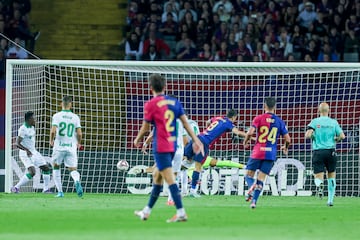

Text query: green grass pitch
(0, 193), (359, 240)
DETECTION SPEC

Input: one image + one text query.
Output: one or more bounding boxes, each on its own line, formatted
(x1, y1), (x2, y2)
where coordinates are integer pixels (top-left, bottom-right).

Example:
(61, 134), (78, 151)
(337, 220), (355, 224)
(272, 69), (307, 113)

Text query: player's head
(62, 96), (72, 109)
(24, 111), (35, 126)
(149, 74), (166, 94)
(264, 97), (276, 111)
(226, 109), (238, 122)
(318, 102), (329, 115)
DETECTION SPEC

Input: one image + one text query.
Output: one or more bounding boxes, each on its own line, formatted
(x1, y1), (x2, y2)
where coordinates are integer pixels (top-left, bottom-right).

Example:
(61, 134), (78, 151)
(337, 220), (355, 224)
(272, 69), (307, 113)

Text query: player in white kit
(11, 111), (52, 193)
(50, 96), (83, 198)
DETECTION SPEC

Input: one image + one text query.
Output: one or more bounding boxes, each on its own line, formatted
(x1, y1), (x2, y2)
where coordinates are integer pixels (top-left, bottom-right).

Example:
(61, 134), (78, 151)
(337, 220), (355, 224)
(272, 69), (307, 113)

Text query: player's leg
(326, 150), (337, 206)
(189, 144), (209, 197)
(204, 156), (244, 169)
(52, 151), (64, 197)
(312, 151), (325, 199)
(39, 164), (52, 193)
(161, 166), (187, 222)
(250, 160), (274, 208)
(65, 151), (83, 198)
(135, 153), (169, 221)
(12, 152), (35, 193)
(244, 158), (259, 201)
(33, 151), (52, 193)
(168, 151), (182, 205)
(189, 161), (203, 197)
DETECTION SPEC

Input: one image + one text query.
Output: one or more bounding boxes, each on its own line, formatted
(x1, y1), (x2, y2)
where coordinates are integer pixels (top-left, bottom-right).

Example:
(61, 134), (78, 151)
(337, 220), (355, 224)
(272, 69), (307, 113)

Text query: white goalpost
(4, 60), (360, 197)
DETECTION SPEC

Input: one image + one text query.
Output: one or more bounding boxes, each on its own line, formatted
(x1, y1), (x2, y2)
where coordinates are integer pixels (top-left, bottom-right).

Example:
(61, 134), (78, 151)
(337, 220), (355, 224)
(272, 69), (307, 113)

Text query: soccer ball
(116, 160), (129, 171)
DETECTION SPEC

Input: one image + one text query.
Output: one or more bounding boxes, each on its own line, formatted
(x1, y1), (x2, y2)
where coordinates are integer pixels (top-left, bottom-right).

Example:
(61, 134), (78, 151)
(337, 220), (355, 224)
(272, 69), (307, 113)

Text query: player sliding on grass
(133, 73), (204, 222)
(50, 96), (83, 198)
(243, 97), (291, 209)
(183, 109), (248, 197)
(11, 111), (52, 194)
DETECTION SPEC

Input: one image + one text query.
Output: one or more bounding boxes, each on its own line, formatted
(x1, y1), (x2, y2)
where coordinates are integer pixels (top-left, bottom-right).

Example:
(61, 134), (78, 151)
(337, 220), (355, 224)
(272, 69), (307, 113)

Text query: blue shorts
(184, 140), (209, 164)
(246, 158), (274, 175)
(153, 152), (175, 171)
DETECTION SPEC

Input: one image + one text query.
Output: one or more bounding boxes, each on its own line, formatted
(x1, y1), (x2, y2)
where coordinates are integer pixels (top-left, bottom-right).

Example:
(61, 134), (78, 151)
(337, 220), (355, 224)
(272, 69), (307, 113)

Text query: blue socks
(147, 184), (162, 209)
(245, 175), (255, 189)
(169, 184), (183, 209)
(191, 171), (200, 190)
(327, 178), (336, 203)
(252, 180), (264, 203)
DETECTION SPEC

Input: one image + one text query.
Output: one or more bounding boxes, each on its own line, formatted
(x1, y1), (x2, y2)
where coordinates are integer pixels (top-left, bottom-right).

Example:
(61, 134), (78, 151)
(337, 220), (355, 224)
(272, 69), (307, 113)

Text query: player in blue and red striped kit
(243, 97), (291, 208)
(133, 73), (204, 222)
(184, 109), (248, 197)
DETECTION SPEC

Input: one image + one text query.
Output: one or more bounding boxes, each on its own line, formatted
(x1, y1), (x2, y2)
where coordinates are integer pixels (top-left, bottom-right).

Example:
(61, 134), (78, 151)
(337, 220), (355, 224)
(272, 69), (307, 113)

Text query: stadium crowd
(0, 0), (37, 80)
(124, 0), (360, 62)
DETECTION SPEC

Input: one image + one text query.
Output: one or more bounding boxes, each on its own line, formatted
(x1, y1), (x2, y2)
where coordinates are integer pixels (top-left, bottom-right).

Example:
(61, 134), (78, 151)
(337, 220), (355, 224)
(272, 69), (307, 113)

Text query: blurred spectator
(232, 39), (252, 61)
(176, 38), (197, 60)
(212, 0), (233, 15)
(318, 43), (339, 61)
(6, 37), (28, 59)
(125, 32), (143, 61)
(198, 42), (214, 61)
(159, 13), (178, 39)
(297, 2), (317, 31)
(254, 41), (268, 62)
(270, 41), (284, 61)
(214, 41), (230, 61)
(179, 1), (197, 22)
(142, 44), (161, 61)
(143, 30), (170, 59)
(344, 30), (360, 53)
(162, 3), (178, 23)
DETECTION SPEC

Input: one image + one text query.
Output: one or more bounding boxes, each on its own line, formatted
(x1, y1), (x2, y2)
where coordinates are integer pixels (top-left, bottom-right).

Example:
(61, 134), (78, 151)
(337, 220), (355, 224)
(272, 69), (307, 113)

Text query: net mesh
(7, 62), (360, 196)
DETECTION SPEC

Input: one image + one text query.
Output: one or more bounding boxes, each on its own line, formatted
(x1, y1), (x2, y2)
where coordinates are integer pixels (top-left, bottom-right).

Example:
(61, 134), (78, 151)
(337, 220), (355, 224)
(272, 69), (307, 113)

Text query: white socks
(15, 174), (31, 188)
(70, 170), (80, 182)
(53, 169), (63, 193)
(42, 174), (51, 191)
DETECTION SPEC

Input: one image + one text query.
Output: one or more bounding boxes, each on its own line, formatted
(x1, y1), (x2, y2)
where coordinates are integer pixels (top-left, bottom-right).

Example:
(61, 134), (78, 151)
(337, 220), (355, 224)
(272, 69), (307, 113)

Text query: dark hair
(62, 96), (72, 103)
(265, 97), (276, 109)
(149, 74), (165, 93)
(226, 109), (237, 118)
(25, 111), (34, 121)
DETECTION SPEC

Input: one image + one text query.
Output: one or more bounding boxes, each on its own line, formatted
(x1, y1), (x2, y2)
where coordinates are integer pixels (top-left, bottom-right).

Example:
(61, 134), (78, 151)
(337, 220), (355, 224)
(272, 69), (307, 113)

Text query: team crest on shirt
(316, 125), (321, 128)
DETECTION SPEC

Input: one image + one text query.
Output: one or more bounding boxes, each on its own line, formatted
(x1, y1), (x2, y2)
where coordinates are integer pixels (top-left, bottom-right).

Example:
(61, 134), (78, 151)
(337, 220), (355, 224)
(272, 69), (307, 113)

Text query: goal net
(5, 60), (360, 197)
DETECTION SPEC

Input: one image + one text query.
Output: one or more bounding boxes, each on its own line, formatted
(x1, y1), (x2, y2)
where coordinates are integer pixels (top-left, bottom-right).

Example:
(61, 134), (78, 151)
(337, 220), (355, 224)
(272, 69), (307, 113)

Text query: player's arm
(281, 133), (291, 155)
(243, 126), (256, 147)
(134, 121), (151, 148)
(334, 122), (346, 142)
(305, 127), (314, 140)
(141, 130), (154, 154)
(232, 127), (247, 138)
(50, 125), (57, 147)
(76, 127), (82, 149)
(335, 132), (346, 142)
(180, 114), (204, 156)
(16, 136), (32, 157)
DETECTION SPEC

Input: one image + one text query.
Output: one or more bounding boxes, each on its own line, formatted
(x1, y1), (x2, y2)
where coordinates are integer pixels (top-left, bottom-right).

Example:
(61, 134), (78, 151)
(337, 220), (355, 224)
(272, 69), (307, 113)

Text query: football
(116, 160), (129, 171)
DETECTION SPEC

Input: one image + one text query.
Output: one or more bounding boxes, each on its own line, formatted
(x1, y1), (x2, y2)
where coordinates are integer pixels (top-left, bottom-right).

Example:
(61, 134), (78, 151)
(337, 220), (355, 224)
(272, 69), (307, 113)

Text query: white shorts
(52, 150), (78, 168)
(19, 150), (47, 169)
(172, 148), (183, 173)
